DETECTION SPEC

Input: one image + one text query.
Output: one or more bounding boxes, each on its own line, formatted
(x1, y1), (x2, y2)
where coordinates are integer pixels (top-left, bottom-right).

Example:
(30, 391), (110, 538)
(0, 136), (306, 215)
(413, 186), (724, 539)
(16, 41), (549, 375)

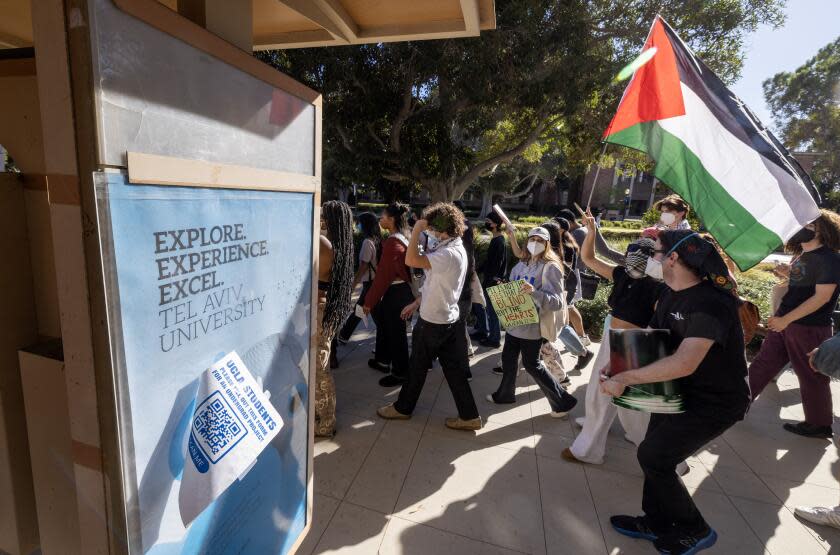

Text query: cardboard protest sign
(486, 280), (539, 329)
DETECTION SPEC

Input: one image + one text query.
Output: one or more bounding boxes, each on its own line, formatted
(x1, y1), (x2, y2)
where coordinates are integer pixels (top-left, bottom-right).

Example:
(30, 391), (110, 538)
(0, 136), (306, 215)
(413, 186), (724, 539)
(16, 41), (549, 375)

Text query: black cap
(660, 230), (735, 293)
(557, 209), (576, 223)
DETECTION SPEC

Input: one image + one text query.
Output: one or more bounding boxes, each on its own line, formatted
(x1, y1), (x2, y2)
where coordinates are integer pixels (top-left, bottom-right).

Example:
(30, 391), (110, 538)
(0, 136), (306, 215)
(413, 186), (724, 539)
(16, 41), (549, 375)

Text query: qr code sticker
(192, 391), (248, 463)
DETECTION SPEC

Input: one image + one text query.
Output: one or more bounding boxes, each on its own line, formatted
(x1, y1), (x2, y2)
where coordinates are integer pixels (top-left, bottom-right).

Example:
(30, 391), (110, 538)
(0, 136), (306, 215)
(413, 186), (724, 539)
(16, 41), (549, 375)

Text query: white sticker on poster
(179, 351), (283, 525)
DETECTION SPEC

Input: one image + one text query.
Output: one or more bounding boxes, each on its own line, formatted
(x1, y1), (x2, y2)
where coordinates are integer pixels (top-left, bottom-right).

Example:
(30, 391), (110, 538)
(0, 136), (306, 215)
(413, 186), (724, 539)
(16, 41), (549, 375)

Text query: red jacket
(363, 235), (410, 309)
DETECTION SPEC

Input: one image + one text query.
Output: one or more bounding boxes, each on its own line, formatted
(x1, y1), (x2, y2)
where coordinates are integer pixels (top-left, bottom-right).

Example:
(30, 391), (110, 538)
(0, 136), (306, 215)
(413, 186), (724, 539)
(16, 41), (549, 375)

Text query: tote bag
(539, 262), (569, 342)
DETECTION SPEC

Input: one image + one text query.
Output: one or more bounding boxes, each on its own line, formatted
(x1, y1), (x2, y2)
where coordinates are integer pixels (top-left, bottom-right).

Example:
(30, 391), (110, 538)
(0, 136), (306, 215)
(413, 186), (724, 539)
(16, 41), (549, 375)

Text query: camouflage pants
(314, 300), (337, 437)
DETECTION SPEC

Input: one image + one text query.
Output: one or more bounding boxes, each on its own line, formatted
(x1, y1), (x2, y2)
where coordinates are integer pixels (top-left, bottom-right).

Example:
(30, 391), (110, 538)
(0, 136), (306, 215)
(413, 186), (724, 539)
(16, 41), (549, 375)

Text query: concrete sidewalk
(300, 328), (839, 554)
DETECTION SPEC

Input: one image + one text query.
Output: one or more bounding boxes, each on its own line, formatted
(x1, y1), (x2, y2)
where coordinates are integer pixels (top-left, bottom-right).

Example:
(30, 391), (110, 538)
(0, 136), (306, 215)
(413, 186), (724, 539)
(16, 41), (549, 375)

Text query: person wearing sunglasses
(602, 230), (749, 555)
(563, 209), (666, 467)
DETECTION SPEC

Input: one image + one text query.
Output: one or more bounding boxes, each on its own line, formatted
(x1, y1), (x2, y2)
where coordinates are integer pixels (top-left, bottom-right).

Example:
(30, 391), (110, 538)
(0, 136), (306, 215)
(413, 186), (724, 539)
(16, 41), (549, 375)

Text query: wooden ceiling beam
(313, 0), (358, 42)
(459, 0), (481, 36)
(275, 0), (350, 43)
(252, 29), (341, 50)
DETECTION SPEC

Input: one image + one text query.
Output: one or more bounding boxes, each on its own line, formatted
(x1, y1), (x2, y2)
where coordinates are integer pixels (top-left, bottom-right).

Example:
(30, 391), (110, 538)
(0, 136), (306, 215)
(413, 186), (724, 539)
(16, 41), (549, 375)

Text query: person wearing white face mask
(654, 194), (692, 230)
(377, 202), (482, 431)
(487, 227), (578, 417)
(603, 229), (749, 555)
(563, 209), (666, 466)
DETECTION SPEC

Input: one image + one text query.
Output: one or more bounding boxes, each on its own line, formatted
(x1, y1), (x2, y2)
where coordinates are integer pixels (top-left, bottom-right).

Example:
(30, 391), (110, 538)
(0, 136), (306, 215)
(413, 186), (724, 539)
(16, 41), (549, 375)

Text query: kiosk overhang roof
(1, 0), (496, 50)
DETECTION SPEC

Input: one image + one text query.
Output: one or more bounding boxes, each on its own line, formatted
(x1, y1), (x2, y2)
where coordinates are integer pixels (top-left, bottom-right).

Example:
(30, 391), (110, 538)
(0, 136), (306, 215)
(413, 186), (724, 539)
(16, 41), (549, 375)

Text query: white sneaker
(795, 506), (840, 529)
(581, 335), (592, 347)
(550, 410), (570, 419)
(574, 416), (585, 428)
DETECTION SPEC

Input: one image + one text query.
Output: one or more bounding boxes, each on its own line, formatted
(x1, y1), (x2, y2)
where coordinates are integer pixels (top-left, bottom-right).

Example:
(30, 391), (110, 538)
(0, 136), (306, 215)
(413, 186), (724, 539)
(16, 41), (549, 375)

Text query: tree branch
(335, 123), (355, 153)
(451, 113), (552, 198)
(366, 122), (387, 151)
(390, 56), (417, 153)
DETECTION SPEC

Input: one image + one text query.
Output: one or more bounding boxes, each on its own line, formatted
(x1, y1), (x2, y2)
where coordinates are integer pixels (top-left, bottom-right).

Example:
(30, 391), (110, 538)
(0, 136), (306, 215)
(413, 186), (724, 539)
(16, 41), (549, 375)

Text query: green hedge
(602, 220), (645, 230)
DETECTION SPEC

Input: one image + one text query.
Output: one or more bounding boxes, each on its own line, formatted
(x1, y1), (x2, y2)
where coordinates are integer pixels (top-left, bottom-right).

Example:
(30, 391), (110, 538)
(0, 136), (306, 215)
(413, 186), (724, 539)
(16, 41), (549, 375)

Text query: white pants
(570, 315), (650, 464)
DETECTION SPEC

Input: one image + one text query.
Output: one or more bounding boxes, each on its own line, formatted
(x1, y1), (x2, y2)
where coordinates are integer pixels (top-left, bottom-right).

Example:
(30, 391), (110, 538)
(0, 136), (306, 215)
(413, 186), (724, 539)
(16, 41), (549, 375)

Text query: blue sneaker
(610, 515), (659, 541)
(654, 527), (717, 554)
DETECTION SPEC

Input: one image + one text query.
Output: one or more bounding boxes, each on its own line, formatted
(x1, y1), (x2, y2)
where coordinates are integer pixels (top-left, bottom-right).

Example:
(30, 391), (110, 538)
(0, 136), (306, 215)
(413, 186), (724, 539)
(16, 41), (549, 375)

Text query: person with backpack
(487, 227), (578, 417)
(363, 203), (417, 387)
(336, 212), (381, 347)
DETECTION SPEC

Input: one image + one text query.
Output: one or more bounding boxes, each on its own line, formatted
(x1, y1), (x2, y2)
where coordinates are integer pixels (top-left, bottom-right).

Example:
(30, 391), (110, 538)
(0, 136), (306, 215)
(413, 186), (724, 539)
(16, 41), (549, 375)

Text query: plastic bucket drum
(608, 328), (684, 413)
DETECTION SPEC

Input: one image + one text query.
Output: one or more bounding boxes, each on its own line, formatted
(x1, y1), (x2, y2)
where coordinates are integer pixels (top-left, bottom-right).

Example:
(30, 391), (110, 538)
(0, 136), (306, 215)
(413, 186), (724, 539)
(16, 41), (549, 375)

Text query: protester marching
(315, 14), (838, 555)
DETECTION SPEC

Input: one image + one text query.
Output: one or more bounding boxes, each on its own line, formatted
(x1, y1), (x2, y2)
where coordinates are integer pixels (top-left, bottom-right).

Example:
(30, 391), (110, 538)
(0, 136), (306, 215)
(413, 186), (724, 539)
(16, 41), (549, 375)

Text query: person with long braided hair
(315, 200), (354, 437)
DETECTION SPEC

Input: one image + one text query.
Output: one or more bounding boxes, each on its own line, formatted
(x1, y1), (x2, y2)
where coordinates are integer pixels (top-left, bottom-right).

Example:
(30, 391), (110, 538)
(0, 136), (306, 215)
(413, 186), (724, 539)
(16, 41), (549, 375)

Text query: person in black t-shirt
(563, 208), (666, 466)
(603, 230), (749, 555)
(749, 210), (840, 439)
(471, 211), (507, 347)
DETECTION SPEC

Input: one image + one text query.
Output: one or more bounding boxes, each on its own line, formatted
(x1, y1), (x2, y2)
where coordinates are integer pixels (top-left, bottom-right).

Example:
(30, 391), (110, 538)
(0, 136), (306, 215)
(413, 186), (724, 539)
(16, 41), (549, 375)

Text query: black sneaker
(337, 336), (350, 345)
(479, 339), (501, 349)
(559, 376), (571, 386)
(783, 421), (833, 438)
(573, 350), (594, 371)
(379, 374), (407, 387)
(653, 526), (717, 554)
(491, 366), (504, 375)
(470, 331), (488, 341)
(368, 359), (391, 373)
(610, 515), (659, 541)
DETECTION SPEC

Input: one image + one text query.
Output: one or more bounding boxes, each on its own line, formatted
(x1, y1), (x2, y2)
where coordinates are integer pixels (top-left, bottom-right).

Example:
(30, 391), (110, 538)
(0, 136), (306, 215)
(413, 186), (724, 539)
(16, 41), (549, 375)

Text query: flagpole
(585, 142), (609, 209)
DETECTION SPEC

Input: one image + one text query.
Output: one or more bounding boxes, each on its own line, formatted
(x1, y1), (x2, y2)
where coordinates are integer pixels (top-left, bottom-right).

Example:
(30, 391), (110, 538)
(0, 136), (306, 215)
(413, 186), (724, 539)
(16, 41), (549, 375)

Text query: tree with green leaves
(259, 0), (786, 202)
(764, 36), (840, 207)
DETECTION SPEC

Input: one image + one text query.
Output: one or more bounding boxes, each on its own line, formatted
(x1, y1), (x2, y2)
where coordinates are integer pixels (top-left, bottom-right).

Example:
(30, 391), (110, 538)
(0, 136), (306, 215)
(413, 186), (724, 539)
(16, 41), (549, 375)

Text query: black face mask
(484, 222), (494, 231)
(789, 227), (816, 245)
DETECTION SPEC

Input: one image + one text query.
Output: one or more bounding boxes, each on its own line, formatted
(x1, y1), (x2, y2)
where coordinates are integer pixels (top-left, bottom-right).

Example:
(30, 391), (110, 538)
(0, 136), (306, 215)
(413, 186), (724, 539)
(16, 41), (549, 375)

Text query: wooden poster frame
(62, 1), (322, 553)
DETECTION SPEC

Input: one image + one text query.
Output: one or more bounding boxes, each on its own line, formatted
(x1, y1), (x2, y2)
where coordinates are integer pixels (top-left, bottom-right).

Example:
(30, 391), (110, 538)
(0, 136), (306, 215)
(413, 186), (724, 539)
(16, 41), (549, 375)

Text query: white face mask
(424, 231), (439, 251)
(660, 212), (677, 226)
(527, 241), (545, 256)
(644, 257), (664, 281)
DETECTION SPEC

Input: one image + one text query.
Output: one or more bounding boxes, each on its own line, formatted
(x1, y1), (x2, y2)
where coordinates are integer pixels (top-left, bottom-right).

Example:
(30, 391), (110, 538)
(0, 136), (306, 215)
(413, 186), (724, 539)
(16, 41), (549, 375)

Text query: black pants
(395, 318), (479, 420)
(338, 281), (374, 341)
(370, 283), (414, 377)
(639, 411), (737, 534)
(494, 334), (576, 412)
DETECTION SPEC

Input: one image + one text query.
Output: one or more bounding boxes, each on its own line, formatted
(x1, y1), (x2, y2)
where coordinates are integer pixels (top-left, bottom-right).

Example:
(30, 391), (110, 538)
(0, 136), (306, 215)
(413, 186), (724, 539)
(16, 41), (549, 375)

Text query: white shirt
(359, 238), (376, 282)
(419, 237), (467, 324)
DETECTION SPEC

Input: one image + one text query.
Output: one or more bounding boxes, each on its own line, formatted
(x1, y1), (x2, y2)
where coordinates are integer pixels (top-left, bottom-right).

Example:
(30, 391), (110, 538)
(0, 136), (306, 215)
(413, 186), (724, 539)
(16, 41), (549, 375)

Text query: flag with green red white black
(604, 16), (821, 270)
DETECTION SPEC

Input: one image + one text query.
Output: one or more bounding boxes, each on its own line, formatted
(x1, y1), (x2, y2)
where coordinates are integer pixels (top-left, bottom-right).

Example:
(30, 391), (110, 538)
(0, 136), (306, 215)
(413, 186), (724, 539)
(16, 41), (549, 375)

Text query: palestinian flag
(604, 16), (821, 270)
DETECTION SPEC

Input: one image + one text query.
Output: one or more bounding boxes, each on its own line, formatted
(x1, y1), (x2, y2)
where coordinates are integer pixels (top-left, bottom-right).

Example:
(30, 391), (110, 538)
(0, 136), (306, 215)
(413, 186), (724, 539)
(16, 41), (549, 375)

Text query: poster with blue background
(94, 172), (313, 554)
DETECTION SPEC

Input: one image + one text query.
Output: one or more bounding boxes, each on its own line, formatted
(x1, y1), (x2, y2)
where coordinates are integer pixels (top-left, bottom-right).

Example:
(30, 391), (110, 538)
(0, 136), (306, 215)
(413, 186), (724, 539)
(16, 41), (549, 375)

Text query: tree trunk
(480, 189), (494, 218)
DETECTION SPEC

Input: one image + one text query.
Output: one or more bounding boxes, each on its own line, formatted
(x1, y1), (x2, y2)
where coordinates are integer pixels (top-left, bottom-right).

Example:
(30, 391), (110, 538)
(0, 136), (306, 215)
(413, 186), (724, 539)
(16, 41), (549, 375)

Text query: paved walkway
(300, 327), (839, 554)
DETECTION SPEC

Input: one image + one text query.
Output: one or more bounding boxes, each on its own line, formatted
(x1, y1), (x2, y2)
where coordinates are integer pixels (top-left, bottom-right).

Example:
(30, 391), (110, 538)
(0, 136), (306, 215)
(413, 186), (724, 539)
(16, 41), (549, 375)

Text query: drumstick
(573, 202), (587, 217)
